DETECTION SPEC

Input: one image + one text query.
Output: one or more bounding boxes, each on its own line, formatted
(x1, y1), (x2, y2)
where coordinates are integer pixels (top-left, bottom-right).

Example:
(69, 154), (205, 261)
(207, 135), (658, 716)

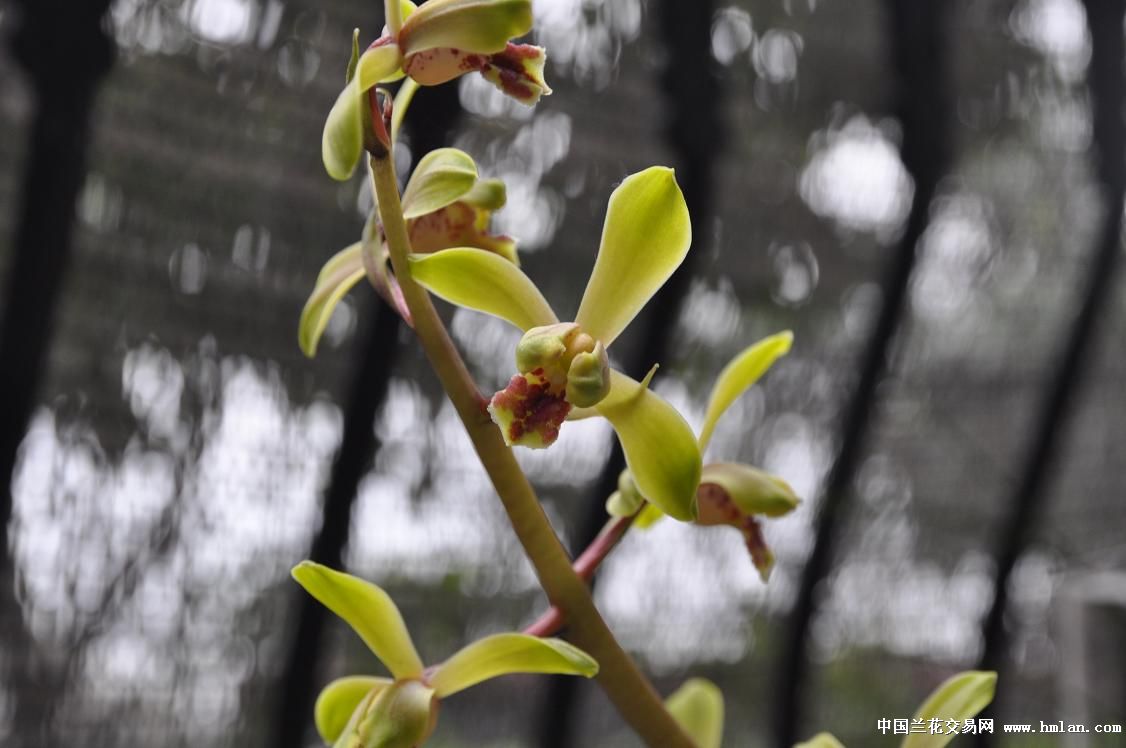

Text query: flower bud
(605, 468), (644, 517)
(565, 341), (610, 408)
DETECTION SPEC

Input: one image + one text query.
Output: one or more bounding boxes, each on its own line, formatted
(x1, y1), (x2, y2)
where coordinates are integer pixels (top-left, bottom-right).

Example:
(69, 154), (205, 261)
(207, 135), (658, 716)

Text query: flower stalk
(369, 151), (694, 747)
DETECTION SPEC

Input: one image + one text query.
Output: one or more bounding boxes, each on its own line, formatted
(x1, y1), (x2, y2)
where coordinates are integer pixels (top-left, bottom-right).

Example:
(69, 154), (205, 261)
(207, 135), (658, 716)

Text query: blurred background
(1, 0), (1124, 745)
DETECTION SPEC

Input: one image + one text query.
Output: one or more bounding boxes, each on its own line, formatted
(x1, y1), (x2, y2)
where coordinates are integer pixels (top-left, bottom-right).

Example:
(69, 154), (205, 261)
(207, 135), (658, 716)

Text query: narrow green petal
(903, 671), (997, 748)
(299, 243), (367, 358)
(398, 0), (532, 57)
(345, 29), (361, 83)
(429, 633), (598, 698)
(665, 678), (724, 748)
(408, 248), (557, 331)
(401, 148), (479, 219)
(291, 561), (424, 680)
(322, 43), (403, 180)
(315, 676), (393, 744)
(595, 370), (701, 522)
(795, 733), (847, 748)
(699, 463), (800, 519)
(390, 77), (420, 144)
(633, 502), (665, 529)
(574, 167), (691, 347)
(699, 331), (793, 451)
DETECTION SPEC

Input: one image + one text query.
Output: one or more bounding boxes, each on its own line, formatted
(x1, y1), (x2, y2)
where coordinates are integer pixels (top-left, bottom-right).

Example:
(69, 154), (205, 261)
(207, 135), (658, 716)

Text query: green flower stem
(370, 153), (693, 747)
(524, 513), (636, 638)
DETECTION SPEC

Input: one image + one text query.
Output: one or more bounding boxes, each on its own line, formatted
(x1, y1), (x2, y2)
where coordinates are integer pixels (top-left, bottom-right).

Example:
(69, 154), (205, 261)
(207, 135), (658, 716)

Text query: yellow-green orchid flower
(299, 148), (515, 358)
(795, 671), (997, 748)
(323, 0), (551, 181)
(606, 332), (800, 580)
(292, 561), (598, 748)
(408, 166), (703, 521)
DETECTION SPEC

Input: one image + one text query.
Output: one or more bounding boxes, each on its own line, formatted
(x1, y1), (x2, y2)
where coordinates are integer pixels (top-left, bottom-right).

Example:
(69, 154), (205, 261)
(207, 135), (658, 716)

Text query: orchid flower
(292, 562), (597, 748)
(299, 147), (515, 357)
(605, 331), (800, 580)
(666, 678), (725, 748)
(795, 671), (997, 748)
(407, 166), (703, 521)
(322, 0), (550, 182)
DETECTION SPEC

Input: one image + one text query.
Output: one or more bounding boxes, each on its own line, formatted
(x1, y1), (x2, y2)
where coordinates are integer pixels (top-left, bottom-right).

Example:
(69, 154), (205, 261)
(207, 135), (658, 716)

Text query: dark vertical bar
(974, 1), (1125, 743)
(270, 299), (401, 748)
(0, 2), (114, 744)
(269, 77), (463, 748)
(772, 3), (951, 745)
(534, 0), (723, 745)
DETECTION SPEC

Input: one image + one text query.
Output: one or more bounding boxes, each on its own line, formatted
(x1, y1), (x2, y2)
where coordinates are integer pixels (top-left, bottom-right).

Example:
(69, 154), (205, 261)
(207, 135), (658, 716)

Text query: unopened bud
(605, 469), (644, 517)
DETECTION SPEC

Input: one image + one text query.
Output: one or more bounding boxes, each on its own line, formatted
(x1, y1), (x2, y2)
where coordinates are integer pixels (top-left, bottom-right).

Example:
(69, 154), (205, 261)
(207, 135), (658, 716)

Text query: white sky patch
(800, 116), (914, 241)
(187, 0), (255, 45)
(1010, 0), (1091, 82)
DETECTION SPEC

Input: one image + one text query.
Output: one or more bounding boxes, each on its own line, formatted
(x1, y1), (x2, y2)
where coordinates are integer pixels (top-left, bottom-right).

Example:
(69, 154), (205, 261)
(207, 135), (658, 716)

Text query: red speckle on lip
(491, 374), (571, 446)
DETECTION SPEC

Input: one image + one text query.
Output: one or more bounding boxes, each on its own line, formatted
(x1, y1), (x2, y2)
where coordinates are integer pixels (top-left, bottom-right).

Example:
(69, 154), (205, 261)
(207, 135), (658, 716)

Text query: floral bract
(292, 561), (598, 748)
(408, 166), (703, 521)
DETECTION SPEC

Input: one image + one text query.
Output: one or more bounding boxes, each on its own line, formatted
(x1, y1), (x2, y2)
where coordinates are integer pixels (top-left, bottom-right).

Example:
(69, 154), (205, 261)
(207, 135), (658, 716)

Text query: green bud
(565, 341), (610, 408)
(605, 469), (644, 517)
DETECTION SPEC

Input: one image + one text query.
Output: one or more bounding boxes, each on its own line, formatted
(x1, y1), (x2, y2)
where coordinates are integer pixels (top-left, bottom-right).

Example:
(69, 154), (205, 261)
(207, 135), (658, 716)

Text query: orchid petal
(322, 42), (403, 180)
(401, 148), (479, 219)
(409, 248), (557, 330)
(478, 43), (551, 105)
(595, 370), (701, 521)
(575, 167), (691, 347)
(390, 77), (420, 144)
(698, 463), (800, 519)
(795, 733), (847, 748)
(315, 676), (392, 744)
(291, 562), (424, 680)
(408, 201), (518, 263)
(699, 331), (793, 451)
(299, 243), (367, 358)
(398, 0), (532, 57)
(666, 678), (724, 748)
(903, 671), (997, 748)
(429, 633), (598, 698)
(633, 502), (665, 529)
(461, 177), (507, 210)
